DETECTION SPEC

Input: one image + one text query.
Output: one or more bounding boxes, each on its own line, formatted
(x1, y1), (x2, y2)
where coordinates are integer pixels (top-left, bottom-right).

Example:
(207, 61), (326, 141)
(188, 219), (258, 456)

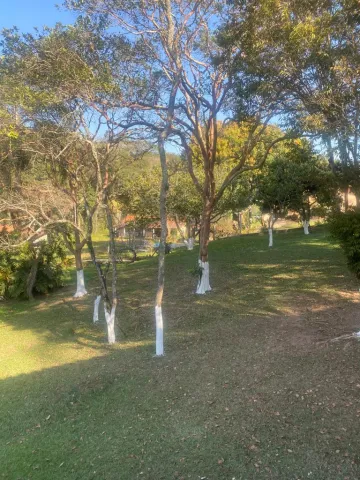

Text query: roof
(0, 224), (14, 233)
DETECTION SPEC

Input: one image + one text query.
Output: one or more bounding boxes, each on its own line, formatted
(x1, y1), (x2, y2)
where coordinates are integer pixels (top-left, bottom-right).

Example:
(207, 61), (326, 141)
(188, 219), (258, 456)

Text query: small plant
(188, 263), (204, 280)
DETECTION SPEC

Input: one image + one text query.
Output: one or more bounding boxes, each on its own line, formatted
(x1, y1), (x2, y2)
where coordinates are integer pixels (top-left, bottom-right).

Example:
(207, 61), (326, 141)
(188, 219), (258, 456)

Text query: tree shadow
(1, 227), (358, 356)
(2, 299), (360, 480)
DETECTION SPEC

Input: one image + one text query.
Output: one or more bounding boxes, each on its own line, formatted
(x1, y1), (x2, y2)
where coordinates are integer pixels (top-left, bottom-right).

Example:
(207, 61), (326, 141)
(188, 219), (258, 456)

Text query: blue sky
(1, 0), (75, 32)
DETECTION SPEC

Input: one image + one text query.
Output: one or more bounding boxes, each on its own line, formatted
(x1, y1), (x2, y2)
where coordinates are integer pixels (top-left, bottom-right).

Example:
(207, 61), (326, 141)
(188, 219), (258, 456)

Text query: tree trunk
(74, 269), (87, 298)
(344, 187), (349, 212)
(73, 229), (87, 298)
(303, 220), (310, 235)
(238, 212), (242, 234)
(104, 304), (116, 344)
(196, 203), (212, 295)
(84, 190), (118, 343)
(104, 200), (118, 344)
(26, 255), (39, 300)
(268, 228), (273, 247)
(155, 136), (169, 356)
(247, 208), (251, 234)
(175, 215), (194, 250)
(339, 139), (350, 211)
(93, 295), (101, 323)
(186, 237), (194, 250)
(184, 220), (194, 250)
(324, 135), (336, 173)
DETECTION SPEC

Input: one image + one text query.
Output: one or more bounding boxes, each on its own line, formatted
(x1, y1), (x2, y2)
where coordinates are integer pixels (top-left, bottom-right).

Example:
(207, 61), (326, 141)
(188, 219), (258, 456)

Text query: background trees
(222, 0), (360, 208)
(62, 0), (296, 295)
(329, 210), (360, 279)
(0, 0), (352, 346)
(255, 140), (340, 246)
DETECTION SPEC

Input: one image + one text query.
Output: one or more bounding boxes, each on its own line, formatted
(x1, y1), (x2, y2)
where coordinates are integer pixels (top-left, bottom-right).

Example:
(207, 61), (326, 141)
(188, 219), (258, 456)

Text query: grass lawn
(1, 226), (360, 480)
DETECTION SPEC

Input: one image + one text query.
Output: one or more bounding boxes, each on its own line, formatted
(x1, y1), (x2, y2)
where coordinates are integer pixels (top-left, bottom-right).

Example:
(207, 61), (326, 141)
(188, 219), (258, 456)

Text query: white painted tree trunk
(196, 260), (211, 294)
(303, 220), (310, 235)
(104, 305), (116, 344)
(93, 295), (101, 323)
(155, 305), (164, 356)
(74, 269), (87, 298)
(268, 228), (273, 247)
(186, 238), (194, 250)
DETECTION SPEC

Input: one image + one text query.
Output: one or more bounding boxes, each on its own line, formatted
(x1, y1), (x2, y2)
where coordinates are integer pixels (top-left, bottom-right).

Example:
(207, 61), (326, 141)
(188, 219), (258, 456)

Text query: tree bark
(93, 295), (101, 323)
(186, 237), (194, 250)
(104, 305), (116, 344)
(73, 241), (87, 298)
(303, 220), (310, 235)
(196, 201), (212, 294)
(174, 214), (193, 249)
(324, 135), (336, 173)
(103, 199), (118, 344)
(268, 212), (276, 247)
(268, 228), (273, 247)
(84, 193), (118, 344)
(155, 136), (169, 356)
(26, 255), (39, 300)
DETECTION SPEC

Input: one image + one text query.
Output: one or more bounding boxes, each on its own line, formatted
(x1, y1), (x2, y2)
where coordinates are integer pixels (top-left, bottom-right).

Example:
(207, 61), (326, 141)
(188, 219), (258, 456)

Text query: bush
(328, 211), (360, 279)
(0, 236), (69, 299)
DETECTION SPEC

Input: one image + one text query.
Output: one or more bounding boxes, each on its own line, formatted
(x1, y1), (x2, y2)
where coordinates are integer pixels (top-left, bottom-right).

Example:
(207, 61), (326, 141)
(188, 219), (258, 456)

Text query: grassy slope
(1, 227), (360, 480)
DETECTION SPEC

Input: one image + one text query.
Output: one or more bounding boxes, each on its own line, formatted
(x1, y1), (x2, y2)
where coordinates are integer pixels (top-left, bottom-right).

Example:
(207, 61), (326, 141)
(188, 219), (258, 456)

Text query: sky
(1, 0), (76, 32)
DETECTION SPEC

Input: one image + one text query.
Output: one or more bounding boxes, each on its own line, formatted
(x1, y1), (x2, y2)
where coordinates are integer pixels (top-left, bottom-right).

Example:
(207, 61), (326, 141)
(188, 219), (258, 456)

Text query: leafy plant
(328, 211), (360, 279)
(188, 263), (203, 280)
(0, 236), (69, 299)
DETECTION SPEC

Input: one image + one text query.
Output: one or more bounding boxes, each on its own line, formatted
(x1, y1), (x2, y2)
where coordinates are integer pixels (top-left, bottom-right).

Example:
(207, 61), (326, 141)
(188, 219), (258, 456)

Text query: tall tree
(0, 24), (139, 342)
(64, 0), (293, 295)
(221, 0), (360, 206)
(255, 141), (340, 246)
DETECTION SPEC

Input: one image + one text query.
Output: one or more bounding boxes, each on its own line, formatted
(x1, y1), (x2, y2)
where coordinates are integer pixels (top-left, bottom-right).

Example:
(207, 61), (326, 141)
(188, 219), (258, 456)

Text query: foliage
(329, 210), (360, 279)
(0, 237), (69, 299)
(255, 140), (340, 223)
(116, 160), (161, 227)
(221, 0), (360, 177)
(188, 262), (204, 278)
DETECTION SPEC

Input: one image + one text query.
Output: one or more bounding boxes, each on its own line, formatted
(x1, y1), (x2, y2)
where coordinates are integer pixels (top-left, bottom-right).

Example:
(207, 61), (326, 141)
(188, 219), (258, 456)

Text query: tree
(255, 158), (295, 248)
(255, 141), (340, 247)
(287, 155), (340, 235)
(221, 0), (360, 207)
(116, 157), (161, 229)
(63, 0), (294, 296)
(329, 210), (360, 280)
(167, 159), (202, 250)
(0, 180), (73, 299)
(0, 24), (140, 343)
(0, 234), (68, 300)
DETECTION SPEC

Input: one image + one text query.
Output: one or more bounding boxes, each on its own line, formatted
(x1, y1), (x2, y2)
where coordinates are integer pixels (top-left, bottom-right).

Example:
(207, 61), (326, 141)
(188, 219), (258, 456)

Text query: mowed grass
(1, 227), (360, 480)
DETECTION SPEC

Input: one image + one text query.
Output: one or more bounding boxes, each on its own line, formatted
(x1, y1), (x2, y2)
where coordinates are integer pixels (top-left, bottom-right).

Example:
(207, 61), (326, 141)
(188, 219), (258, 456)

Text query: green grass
(1, 227), (360, 479)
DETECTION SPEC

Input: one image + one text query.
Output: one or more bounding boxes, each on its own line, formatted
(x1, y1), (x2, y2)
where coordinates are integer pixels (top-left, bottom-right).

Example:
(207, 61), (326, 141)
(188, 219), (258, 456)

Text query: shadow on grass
(1, 299), (360, 480)
(1, 227), (358, 350)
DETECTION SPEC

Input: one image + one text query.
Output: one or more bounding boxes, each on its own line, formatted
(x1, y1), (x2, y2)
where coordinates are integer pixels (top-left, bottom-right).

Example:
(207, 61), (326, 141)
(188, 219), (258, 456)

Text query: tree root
(330, 332), (360, 342)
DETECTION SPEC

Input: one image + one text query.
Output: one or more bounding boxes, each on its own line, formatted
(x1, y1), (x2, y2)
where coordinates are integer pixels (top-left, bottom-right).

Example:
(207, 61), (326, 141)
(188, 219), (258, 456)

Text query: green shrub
(0, 236), (69, 299)
(328, 211), (360, 278)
